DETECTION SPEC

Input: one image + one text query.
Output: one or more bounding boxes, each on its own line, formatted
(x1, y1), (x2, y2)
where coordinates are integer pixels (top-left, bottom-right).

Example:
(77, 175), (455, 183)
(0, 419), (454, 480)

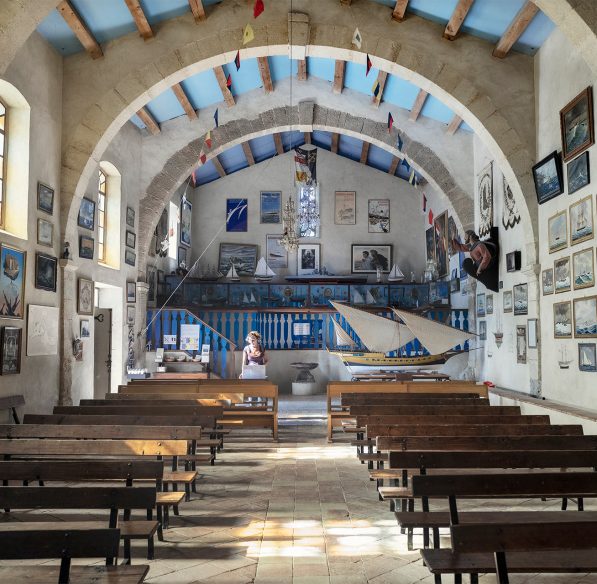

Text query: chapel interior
(0, 1), (596, 583)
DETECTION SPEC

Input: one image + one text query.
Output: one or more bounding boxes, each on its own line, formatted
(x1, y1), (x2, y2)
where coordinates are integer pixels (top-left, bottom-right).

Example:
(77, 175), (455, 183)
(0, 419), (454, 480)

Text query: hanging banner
(294, 147), (317, 186)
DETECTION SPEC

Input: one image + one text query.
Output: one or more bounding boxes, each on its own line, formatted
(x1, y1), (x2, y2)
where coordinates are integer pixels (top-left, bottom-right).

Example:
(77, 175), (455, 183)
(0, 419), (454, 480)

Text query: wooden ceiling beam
(273, 133), (284, 156)
(443, 0), (475, 41)
(242, 141), (255, 166)
(171, 83), (197, 120)
(213, 66), (235, 107)
(392, 0), (410, 22)
(446, 114), (463, 135)
(388, 156), (401, 175)
(360, 141), (370, 164)
(57, 0), (103, 59)
(136, 107), (160, 135)
(188, 0), (206, 22)
(409, 89), (429, 121)
(304, 132), (312, 144)
(297, 59), (307, 81)
(124, 0), (153, 40)
(212, 155), (226, 178)
(333, 60), (345, 94)
(257, 57), (274, 93)
(372, 71), (388, 108)
(493, 1), (539, 58)
(331, 133), (340, 154)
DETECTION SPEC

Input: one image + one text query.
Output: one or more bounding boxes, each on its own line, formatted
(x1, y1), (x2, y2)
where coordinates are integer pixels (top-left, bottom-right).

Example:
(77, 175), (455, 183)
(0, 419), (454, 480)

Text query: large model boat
(328, 301), (475, 369)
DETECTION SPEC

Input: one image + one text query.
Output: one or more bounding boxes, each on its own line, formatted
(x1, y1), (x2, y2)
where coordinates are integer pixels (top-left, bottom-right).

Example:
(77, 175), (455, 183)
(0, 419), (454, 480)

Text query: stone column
(524, 262), (541, 396)
(135, 282), (150, 368)
(58, 259), (78, 405)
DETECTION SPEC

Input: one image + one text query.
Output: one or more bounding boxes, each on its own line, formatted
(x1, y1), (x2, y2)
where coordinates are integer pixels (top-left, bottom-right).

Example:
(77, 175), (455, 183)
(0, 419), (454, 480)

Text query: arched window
(97, 169), (107, 262)
(0, 99), (6, 229)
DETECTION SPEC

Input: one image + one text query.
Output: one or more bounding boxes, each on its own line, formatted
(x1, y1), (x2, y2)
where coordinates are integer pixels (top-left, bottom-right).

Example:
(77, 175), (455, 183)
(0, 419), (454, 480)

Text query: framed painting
(226, 198), (247, 232)
(528, 318), (538, 348)
(266, 234), (288, 269)
(126, 206), (135, 227)
(0, 243), (26, 319)
(573, 247), (595, 290)
(0, 326), (21, 375)
(79, 235), (94, 260)
(125, 230), (136, 249)
(486, 294), (494, 315)
(450, 278), (460, 293)
(260, 191), (281, 224)
(177, 246), (187, 267)
(569, 195), (593, 246)
(448, 216), (459, 256)
(80, 319), (90, 339)
(533, 151), (564, 204)
(154, 209), (168, 254)
(560, 86), (594, 162)
(477, 161), (493, 238)
(368, 199), (390, 233)
(180, 197), (192, 246)
(516, 325), (527, 364)
(502, 175), (520, 230)
(27, 305), (59, 356)
(37, 218), (53, 247)
(554, 256), (571, 293)
(434, 211), (448, 277)
(127, 305), (135, 325)
(125, 250), (136, 267)
(553, 301), (572, 338)
(548, 210), (567, 253)
(298, 244), (320, 275)
(476, 293), (486, 317)
(37, 182), (54, 215)
(579, 343), (597, 372)
(425, 227), (435, 264)
(335, 191), (356, 225)
(351, 244), (392, 274)
(513, 283), (528, 315)
(503, 290), (513, 313)
(478, 320), (486, 341)
(218, 243), (257, 277)
(77, 278), (94, 315)
(78, 197), (96, 230)
(147, 268), (156, 303)
(35, 253), (57, 292)
(126, 281), (136, 303)
(542, 268), (554, 295)
(567, 151), (590, 195)
(574, 295), (597, 338)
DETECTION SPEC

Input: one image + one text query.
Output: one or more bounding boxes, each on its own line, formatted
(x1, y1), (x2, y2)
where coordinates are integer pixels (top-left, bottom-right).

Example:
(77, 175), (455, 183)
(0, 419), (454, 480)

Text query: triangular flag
(372, 80), (380, 98)
(387, 112), (394, 132)
(226, 73), (232, 88)
(422, 193), (427, 213)
(402, 158), (411, 173)
(243, 23), (255, 45)
(366, 54), (372, 76)
(352, 27), (362, 49)
(254, 0), (264, 18)
(397, 134), (404, 151)
(205, 131), (212, 149)
(213, 108), (219, 128)
(234, 50), (241, 71)
(428, 209), (434, 225)
(191, 170), (197, 187)
(409, 169), (417, 186)
(199, 150), (207, 164)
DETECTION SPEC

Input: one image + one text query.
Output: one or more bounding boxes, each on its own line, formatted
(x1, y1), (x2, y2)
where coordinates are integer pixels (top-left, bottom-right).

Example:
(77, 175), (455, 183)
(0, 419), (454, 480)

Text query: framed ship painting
(78, 197), (96, 230)
(0, 326), (21, 375)
(218, 243), (257, 277)
(503, 290), (513, 313)
(548, 210), (567, 253)
(567, 151), (590, 195)
(513, 283), (528, 315)
(569, 195), (593, 246)
(579, 343), (597, 372)
(573, 247), (595, 290)
(180, 197), (192, 246)
(35, 253), (57, 292)
(476, 293), (485, 317)
(542, 268), (554, 295)
(560, 86), (594, 162)
(368, 199), (390, 233)
(554, 301), (572, 339)
(0, 244), (26, 319)
(554, 256), (571, 293)
(573, 295), (597, 338)
(266, 234), (288, 269)
(533, 151), (564, 204)
(434, 211), (449, 278)
(335, 191), (356, 225)
(260, 192), (281, 224)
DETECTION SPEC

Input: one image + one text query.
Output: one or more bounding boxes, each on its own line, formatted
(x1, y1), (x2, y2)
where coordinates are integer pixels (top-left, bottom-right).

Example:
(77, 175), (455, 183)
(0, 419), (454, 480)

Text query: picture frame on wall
(0, 243), (26, 320)
(35, 253), (57, 292)
(560, 86), (594, 162)
(125, 250), (136, 267)
(79, 235), (94, 260)
(0, 326), (21, 375)
(569, 195), (593, 245)
(298, 244), (320, 275)
(154, 209), (168, 254)
(37, 182), (54, 215)
(126, 281), (136, 303)
(266, 234), (288, 269)
(77, 278), (94, 316)
(78, 197), (96, 230)
(177, 246), (187, 267)
(503, 290), (513, 313)
(532, 151), (564, 204)
(516, 325), (527, 364)
(226, 198), (247, 232)
(368, 199), (390, 233)
(126, 206), (135, 228)
(486, 294), (493, 315)
(542, 268), (554, 295)
(477, 161), (493, 238)
(573, 247), (595, 290)
(476, 293), (486, 317)
(125, 230), (136, 249)
(334, 191), (356, 225)
(37, 218), (53, 247)
(434, 211), (449, 278)
(127, 305), (135, 325)
(425, 227), (435, 264)
(578, 343), (597, 372)
(573, 295), (597, 338)
(548, 210), (567, 253)
(448, 216), (459, 256)
(351, 244), (392, 274)
(260, 191), (281, 224)
(450, 278), (460, 293)
(80, 319), (90, 339)
(218, 243), (258, 277)
(554, 256), (571, 293)
(180, 197), (192, 246)
(528, 318), (538, 348)
(478, 320), (486, 341)
(553, 301), (572, 338)
(513, 283), (528, 315)
(567, 151), (590, 195)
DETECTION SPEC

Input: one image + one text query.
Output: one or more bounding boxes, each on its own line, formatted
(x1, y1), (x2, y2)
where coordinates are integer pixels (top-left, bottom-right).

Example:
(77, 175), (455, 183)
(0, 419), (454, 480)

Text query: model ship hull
(328, 348), (452, 368)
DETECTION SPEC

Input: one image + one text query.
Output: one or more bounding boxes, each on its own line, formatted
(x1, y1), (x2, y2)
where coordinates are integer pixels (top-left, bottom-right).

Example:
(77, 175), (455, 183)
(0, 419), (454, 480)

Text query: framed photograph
(126, 206), (135, 227)
(180, 197), (192, 246)
(351, 244), (392, 274)
(579, 343), (597, 372)
(506, 251), (521, 272)
(177, 246), (187, 267)
(476, 293), (486, 317)
(218, 243), (257, 277)
(226, 198), (247, 232)
(37, 182), (54, 215)
(125, 250), (136, 267)
(266, 234), (288, 269)
(79, 235), (94, 260)
(126, 281), (136, 303)
(503, 290), (513, 313)
(486, 294), (494, 315)
(574, 295), (597, 338)
(542, 268), (554, 295)
(478, 320), (486, 341)
(298, 244), (320, 275)
(37, 218), (53, 247)
(35, 253), (57, 292)
(260, 191), (281, 224)
(80, 319), (90, 339)
(0, 244), (26, 319)
(548, 210), (567, 253)
(528, 318), (538, 348)
(125, 230), (136, 249)
(146, 268), (156, 303)
(516, 326), (527, 364)
(0, 326), (21, 375)
(513, 283), (528, 315)
(368, 199), (390, 233)
(450, 278), (460, 293)
(573, 247), (595, 290)
(569, 195), (593, 245)
(127, 305), (135, 325)
(554, 256), (571, 293)
(78, 197), (96, 230)
(553, 301), (572, 338)
(567, 151), (590, 195)
(425, 227), (436, 264)
(335, 191), (356, 225)
(77, 278), (94, 316)
(560, 86), (594, 162)
(533, 151), (564, 204)
(434, 211), (449, 277)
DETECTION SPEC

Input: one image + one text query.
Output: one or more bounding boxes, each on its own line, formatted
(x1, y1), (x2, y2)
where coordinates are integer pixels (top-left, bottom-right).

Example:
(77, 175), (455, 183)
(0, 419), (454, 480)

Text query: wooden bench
(0, 526), (149, 584)
(53, 405), (224, 417)
(341, 393), (486, 405)
(0, 394), (25, 424)
(105, 392), (245, 404)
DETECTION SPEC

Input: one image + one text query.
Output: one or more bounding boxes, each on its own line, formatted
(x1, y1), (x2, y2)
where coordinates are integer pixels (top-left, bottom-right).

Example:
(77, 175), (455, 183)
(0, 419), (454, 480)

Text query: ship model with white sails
(328, 301), (475, 369)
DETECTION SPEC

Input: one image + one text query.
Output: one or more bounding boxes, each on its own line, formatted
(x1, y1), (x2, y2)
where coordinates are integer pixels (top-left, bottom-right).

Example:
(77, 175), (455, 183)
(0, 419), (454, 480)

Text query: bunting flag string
(372, 80), (380, 98)
(408, 169), (417, 186)
(199, 150), (207, 165)
(402, 158), (410, 173)
(366, 54), (372, 76)
(243, 23), (255, 45)
(352, 27), (362, 49)
(213, 108), (219, 128)
(422, 193), (427, 213)
(226, 73), (232, 88)
(397, 134), (404, 151)
(254, 0), (264, 19)
(205, 131), (212, 149)
(387, 112), (394, 133)
(234, 50), (241, 71)
(428, 209), (434, 225)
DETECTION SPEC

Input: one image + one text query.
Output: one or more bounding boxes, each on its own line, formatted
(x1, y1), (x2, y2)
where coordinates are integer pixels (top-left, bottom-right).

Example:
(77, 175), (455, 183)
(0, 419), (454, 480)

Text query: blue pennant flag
(402, 158), (410, 173)
(397, 134), (403, 151)
(214, 108), (219, 128)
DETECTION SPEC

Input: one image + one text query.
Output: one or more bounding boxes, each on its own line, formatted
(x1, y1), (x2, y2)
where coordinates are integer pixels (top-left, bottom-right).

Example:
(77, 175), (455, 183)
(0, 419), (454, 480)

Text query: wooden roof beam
(360, 141), (370, 164)
(493, 1), (539, 59)
(297, 59), (307, 81)
(331, 133), (340, 154)
(257, 57), (274, 93)
(409, 89), (429, 121)
(213, 66), (235, 107)
(212, 155), (226, 178)
(446, 114), (463, 135)
(273, 133), (284, 156)
(242, 142), (255, 166)
(172, 83), (197, 120)
(333, 60), (345, 94)
(124, 0), (153, 40)
(388, 156), (400, 175)
(57, 0), (103, 59)
(392, 0), (410, 22)
(444, 0), (475, 41)
(372, 71), (388, 108)
(188, 0), (206, 22)
(136, 107), (160, 135)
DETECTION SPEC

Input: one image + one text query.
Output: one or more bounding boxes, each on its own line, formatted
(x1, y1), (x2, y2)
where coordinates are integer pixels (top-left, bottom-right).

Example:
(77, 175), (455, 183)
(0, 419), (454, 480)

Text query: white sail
(250, 291), (257, 303)
(227, 264), (239, 280)
(388, 264), (405, 281)
(366, 290), (376, 304)
(331, 318), (358, 349)
(330, 301), (415, 353)
(352, 289), (365, 304)
(255, 257), (276, 279)
(392, 308), (476, 355)
(242, 292), (249, 304)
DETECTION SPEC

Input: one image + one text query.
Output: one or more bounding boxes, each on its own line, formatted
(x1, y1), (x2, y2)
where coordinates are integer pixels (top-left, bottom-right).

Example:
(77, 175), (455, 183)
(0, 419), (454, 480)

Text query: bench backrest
(342, 393), (484, 404)
(24, 414), (218, 429)
(53, 405), (224, 416)
(106, 392), (244, 403)
(357, 415), (549, 426)
(0, 424), (202, 440)
(350, 405), (519, 415)
(127, 378), (273, 385)
(80, 399), (231, 407)
(0, 394), (25, 410)
(120, 383), (275, 395)
(347, 398), (490, 407)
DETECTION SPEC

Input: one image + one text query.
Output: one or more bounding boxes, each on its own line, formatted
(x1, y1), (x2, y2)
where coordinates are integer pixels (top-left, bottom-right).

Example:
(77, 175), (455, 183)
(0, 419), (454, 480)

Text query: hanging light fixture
(280, 195), (299, 251)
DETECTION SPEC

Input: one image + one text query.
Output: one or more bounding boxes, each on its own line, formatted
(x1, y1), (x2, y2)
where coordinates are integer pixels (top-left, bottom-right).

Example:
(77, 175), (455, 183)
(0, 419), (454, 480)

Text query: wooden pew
(351, 405), (519, 416)
(53, 405), (224, 417)
(0, 526), (149, 584)
(0, 394), (25, 424)
(341, 393), (485, 405)
(105, 392), (245, 403)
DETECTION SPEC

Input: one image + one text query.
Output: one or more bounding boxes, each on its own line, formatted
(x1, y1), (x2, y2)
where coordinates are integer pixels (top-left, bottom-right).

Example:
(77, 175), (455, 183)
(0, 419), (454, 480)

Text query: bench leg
(123, 538), (131, 565)
(163, 505), (170, 529)
(157, 507), (164, 541)
(407, 499), (415, 551)
(400, 498), (407, 534)
(454, 575), (462, 584)
(185, 483), (191, 502)
(494, 551), (509, 584)
(578, 497), (584, 511)
(433, 527), (440, 549)
(173, 504), (180, 516)
(58, 557), (71, 584)
(434, 575), (442, 584)
(561, 497), (568, 510)
(470, 574), (479, 584)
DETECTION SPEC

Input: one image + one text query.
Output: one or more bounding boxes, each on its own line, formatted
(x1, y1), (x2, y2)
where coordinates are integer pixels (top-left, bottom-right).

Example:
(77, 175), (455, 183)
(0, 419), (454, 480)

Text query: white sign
(293, 322), (311, 336)
(180, 324), (200, 351)
(201, 344), (210, 363)
(163, 335), (177, 345)
(27, 305), (59, 356)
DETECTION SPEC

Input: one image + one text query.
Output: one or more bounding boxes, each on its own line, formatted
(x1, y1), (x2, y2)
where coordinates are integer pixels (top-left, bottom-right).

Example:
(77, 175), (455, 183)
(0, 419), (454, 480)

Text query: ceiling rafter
(136, 107), (160, 135)
(273, 133), (285, 155)
(257, 57), (274, 93)
(388, 156), (401, 175)
(212, 155), (226, 178)
(124, 0), (153, 40)
(443, 0), (475, 41)
(331, 133), (340, 154)
(360, 141), (370, 164)
(188, 0), (206, 23)
(171, 83), (197, 120)
(392, 0), (410, 22)
(446, 114), (463, 135)
(493, 1), (539, 58)
(213, 66), (235, 107)
(242, 141), (255, 166)
(57, 0), (103, 59)
(333, 60), (345, 94)
(372, 71), (388, 108)
(409, 89), (429, 121)
(297, 59), (307, 81)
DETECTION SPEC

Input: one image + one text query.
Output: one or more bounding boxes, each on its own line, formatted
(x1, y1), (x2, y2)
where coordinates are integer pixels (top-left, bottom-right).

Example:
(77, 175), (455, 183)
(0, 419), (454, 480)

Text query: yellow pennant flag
(243, 23), (255, 45)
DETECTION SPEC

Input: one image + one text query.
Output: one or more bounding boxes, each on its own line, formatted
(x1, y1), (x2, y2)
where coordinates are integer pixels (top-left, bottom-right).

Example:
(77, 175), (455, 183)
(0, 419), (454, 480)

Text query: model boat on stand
(254, 257), (276, 282)
(226, 263), (240, 281)
(328, 301), (475, 371)
(387, 264), (405, 282)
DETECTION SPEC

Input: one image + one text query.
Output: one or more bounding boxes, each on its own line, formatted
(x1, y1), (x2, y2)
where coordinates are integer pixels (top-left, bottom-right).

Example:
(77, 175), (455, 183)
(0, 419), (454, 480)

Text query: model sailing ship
(328, 301), (475, 370)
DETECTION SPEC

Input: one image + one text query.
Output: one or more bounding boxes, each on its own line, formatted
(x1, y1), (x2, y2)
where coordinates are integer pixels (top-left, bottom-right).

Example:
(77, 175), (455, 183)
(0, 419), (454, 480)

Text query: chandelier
(279, 195), (299, 251)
